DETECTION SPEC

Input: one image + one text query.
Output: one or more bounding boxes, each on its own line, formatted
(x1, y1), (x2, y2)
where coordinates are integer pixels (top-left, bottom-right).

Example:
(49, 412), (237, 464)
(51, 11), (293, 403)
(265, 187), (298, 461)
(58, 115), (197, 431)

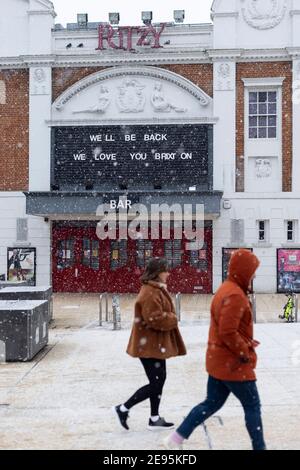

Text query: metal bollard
(49, 295), (54, 323)
(294, 293), (298, 323)
(0, 340), (6, 363)
(99, 292), (108, 326)
(112, 294), (121, 331)
(251, 293), (257, 324)
(105, 293), (109, 322)
(175, 293), (181, 322)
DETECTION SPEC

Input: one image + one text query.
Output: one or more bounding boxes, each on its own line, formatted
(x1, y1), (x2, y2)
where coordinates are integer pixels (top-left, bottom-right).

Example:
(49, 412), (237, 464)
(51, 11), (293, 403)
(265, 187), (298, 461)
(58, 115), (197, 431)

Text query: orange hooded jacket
(206, 249), (260, 382)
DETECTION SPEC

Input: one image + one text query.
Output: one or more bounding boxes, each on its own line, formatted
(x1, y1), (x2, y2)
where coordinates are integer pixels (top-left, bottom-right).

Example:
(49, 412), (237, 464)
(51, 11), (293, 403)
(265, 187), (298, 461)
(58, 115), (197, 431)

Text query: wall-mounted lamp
(109, 12), (120, 25)
(174, 10), (185, 23)
(142, 11), (153, 25)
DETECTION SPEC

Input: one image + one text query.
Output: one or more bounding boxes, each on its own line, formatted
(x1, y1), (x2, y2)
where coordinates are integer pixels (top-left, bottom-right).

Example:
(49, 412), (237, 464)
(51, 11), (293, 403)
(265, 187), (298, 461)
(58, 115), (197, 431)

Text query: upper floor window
(286, 220), (298, 243)
(257, 220), (269, 243)
(249, 91), (277, 139)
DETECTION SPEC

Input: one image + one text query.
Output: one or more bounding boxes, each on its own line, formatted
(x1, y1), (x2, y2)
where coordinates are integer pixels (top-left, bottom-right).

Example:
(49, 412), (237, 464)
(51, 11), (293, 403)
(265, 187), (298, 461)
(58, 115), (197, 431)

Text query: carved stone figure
(73, 85), (111, 114)
(31, 68), (48, 95)
(216, 63), (234, 91)
(151, 82), (187, 113)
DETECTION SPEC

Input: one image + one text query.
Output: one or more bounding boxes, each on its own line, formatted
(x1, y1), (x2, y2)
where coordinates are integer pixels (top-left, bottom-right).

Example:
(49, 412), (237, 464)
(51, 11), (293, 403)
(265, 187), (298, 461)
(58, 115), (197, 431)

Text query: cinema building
(1, 0), (300, 294)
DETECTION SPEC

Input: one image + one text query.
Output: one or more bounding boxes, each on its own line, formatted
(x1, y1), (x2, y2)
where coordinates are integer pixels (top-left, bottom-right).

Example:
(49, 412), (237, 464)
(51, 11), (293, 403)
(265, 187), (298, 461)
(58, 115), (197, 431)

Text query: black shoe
(113, 405), (129, 430)
(148, 417), (174, 431)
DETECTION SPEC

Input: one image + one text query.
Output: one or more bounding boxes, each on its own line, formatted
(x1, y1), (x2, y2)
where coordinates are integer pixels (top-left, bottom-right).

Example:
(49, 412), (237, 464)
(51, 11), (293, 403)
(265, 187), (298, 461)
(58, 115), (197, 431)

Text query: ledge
(252, 243), (273, 248)
(24, 190), (223, 218)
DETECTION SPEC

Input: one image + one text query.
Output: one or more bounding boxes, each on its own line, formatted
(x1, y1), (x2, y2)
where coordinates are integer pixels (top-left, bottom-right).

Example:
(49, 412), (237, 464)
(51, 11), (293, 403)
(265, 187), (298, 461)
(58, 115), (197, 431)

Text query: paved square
(0, 294), (299, 450)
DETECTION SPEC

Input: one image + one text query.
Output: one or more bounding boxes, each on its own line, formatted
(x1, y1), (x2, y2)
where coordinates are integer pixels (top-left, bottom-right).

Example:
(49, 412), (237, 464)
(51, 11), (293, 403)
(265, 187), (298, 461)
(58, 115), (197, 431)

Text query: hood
(228, 249), (260, 293)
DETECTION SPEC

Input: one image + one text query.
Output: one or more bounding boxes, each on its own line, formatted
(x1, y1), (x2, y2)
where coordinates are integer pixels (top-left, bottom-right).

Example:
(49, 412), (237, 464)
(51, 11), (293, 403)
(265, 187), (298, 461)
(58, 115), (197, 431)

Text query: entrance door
(53, 226), (104, 292)
(158, 225), (212, 294)
(52, 225), (140, 293)
(52, 223), (212, 294)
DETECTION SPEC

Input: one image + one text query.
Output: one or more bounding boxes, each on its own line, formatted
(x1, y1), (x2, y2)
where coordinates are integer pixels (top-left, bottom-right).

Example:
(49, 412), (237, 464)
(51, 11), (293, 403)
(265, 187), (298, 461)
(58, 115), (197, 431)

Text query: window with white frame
(257, 220), (269, 243)
(286, 220), (298, 243)
(249, 91), (277, 139)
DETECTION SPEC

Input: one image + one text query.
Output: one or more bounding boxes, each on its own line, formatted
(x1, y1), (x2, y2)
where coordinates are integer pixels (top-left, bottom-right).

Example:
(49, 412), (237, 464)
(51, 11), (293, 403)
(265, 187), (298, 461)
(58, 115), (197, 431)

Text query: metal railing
(99, 293), (121, 330)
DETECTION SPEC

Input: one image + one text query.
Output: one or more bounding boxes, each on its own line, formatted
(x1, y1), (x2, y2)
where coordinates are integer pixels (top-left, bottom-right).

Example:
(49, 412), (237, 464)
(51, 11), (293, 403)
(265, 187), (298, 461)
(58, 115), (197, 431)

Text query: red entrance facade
(52, 222), (213, 294)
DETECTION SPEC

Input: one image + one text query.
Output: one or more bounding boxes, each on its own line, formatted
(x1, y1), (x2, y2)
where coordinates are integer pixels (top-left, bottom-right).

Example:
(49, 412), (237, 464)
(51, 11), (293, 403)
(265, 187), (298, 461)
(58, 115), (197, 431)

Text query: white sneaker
(163, 434), (183, 450)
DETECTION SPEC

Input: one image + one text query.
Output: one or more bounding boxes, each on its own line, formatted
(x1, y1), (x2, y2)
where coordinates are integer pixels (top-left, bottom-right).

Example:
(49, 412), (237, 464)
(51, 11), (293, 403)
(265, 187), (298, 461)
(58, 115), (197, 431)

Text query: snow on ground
(0, 299), (300, 450)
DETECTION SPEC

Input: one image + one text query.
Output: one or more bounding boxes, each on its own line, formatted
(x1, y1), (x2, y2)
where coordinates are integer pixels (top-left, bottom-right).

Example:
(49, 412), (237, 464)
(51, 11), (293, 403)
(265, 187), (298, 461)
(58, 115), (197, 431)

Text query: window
(110, 240), (127, 270)
(189, 242), (208, 271)
(257, 220), (269, 242)
(164, 240), (182, 268)
(259, 221), (265, 241)
(82, 238), (99, 270)
(287, 221), (294, 242)
(249, 91), (277, 139)
(286, 221), (298, 243)
(136, 240), (153, 268)
(57, 239), (75, 270)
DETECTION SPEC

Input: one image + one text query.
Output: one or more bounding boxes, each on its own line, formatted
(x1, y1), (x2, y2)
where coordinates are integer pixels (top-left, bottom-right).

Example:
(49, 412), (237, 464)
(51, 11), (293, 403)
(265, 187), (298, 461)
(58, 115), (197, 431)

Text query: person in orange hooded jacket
(164, 249), (266, 450)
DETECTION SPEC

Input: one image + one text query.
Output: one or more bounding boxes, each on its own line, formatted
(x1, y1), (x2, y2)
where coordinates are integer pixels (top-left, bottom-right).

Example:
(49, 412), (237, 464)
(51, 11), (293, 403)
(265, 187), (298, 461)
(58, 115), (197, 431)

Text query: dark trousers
(124, 358), (166, 416)
(177, 375), (266, 451)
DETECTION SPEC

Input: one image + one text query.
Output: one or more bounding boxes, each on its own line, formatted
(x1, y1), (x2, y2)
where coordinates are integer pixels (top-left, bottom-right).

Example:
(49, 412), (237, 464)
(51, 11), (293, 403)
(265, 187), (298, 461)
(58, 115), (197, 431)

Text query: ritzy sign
(96, 23), (166, 52)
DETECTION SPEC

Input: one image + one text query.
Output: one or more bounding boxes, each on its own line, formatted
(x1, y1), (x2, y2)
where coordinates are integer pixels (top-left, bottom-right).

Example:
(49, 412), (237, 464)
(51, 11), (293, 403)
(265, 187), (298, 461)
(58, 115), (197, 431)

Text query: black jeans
(124, 358), (167, 416)
(177, 375), (266, 451)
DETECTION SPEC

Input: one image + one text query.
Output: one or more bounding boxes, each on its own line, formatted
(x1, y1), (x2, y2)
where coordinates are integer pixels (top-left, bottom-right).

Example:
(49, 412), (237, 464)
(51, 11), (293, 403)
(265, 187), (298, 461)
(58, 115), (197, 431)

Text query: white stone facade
(1, 0), (300, 293)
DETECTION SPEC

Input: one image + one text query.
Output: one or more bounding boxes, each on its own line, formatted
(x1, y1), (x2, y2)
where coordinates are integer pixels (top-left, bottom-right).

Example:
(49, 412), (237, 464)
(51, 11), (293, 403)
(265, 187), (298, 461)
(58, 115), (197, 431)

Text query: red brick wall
(52, 64), (213, 101)
(53, 67), (106, 101)
(236, 62), (293, 192)
(0, 70), (29, 191)
(159, 64), (213, 97)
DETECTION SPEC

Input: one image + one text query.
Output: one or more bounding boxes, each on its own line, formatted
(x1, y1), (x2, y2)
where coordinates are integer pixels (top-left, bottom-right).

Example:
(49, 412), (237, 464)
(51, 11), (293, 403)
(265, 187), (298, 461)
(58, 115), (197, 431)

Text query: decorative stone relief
(53, 66), (211, 112)
(30, 67), (50, 95)
(255, 158), (272, 178)
(151, 82), (187, 113)
(241, 0), (287, 30)
(116, 79), (146, 113)
(215, 63), (234, 91)
(0, 80), (6, 104)
(73, 86), (111, 114)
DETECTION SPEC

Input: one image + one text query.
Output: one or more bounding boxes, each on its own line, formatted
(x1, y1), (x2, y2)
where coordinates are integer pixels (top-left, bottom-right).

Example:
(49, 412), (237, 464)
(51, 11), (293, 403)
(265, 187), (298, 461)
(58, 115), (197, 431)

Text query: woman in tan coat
(113, 258), (186, 431)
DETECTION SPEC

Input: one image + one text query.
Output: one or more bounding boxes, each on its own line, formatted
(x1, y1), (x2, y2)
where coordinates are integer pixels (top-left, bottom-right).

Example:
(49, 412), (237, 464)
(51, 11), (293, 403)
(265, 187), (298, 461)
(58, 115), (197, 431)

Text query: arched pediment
(23, 0), (55, 10)
(51, 66), (214, 125)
